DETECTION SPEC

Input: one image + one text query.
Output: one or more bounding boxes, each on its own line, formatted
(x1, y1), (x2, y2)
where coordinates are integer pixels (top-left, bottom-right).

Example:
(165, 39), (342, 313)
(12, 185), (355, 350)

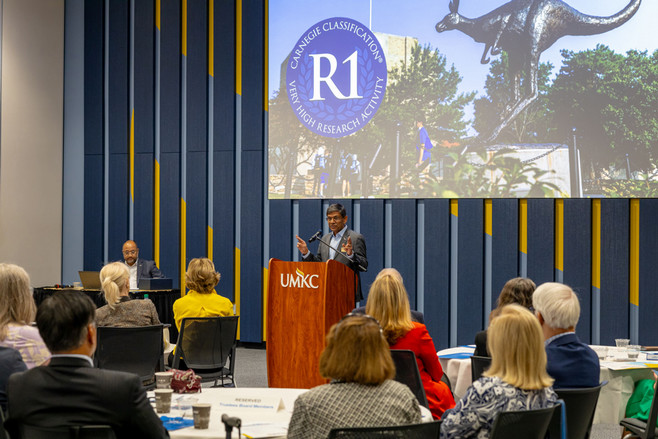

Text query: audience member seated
(173, 258), (233, 331)
(122, 240), (164, 289)
(474, 277), (535, 357)
(5, 291), (169, 438)
(353, 270), (425, 323)
(0, 346), (26, 411)
(287, 314), (421, 439)
(532, 282), (600, 388)
(97, 262), (161, 327)
(441, 305), (558, 439)
(0, 263), (50, 368)
(366, 268), (455, 419)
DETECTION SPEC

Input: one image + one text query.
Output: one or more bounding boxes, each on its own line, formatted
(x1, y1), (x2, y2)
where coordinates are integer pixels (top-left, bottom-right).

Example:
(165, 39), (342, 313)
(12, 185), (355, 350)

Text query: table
(33, 287), (181, 342)
(437, 346), (658, 425)
(153, 387), (433, 438)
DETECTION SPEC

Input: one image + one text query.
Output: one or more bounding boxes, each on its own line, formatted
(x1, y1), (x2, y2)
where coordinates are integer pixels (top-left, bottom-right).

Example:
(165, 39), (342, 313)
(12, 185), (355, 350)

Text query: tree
(473, 52), (554, 144)
(549, 45), (658, 173)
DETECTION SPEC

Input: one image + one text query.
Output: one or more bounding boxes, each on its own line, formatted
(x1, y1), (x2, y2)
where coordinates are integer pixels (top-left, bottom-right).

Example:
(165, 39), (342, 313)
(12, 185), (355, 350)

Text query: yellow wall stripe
(156, 0), (160, 30)
(450, 199), (458, 217)
(208, 0), (214, 77)
(519, 199), (527, 254)
(236, 0), (242, 95)
(130, 109), (135, 201)
(555, 199), (564, 272)
(154, 160), (161, 266)
(592, 199), (601, 289)
(180, 198), (187, 296)
(630, 199), (639, 306)
(264, 0), (268, 110)
(484, 199), (492, 236)
(262, 266), (268, 341)
(207, 226), (213, 261)
(235, 247), (241, 339)
(182, 0), (187, 56)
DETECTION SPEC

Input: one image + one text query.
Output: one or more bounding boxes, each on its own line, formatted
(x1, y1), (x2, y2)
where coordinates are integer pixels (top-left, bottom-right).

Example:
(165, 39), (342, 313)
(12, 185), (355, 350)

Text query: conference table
(151, 387), (433, 438)
(33, 287), (181, 342)
(437, 345), (658, 425)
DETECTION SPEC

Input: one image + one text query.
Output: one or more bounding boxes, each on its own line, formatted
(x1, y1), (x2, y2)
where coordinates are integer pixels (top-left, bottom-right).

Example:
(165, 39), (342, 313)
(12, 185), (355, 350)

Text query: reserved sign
(216, 396), (284, 413)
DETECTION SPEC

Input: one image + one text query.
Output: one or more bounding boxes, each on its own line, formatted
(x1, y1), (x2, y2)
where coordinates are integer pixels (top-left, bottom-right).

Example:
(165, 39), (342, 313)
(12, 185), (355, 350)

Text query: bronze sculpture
(435, 0), (641, 142)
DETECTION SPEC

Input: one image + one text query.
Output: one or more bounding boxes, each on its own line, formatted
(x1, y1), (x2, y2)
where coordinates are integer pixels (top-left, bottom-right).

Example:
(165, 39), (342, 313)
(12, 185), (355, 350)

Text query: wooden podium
(266, 258), (356, 388)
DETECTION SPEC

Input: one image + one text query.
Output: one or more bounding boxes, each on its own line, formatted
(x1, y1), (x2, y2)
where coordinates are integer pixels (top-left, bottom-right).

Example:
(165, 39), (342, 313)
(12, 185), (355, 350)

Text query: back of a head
(36, 291), (96, 353)
(99, 262), (129, 309)
(0, 263), (36, 338)
(532, 282), (580, 330)
(185, 258), (220, 294)
(496, 277), (536, 309)
(486, 304), (553, 390)
(319, 314), (394, 385)
(365, 269), (413, 344)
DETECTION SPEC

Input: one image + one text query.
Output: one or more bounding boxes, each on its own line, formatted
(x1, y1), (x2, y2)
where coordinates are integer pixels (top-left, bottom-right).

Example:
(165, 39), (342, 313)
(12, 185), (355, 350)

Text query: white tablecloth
(152, 387), (433, 438)
(437, 346), (658, 425)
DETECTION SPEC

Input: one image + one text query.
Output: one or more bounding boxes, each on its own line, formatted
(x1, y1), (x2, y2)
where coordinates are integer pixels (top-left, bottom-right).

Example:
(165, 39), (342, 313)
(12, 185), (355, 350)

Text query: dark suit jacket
(352, 306), (425, 324)
(546, 333), (600, 388)
(6, 356), (169, 438)
(305, 228), (368, 301)
(136, 259), (163, 282)
(0, 346), (26, 411)
(473, 330), (489, 357)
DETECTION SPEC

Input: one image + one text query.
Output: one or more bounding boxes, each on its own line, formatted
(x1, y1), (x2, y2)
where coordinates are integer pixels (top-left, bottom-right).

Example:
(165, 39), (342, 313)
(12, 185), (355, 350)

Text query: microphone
(308, 230), (322, 242)
(221, 414), (242, 428)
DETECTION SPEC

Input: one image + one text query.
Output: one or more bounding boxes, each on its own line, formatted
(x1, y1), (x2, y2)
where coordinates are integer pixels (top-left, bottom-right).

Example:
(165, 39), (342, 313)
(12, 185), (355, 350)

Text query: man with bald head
(122, 240), (163, 290)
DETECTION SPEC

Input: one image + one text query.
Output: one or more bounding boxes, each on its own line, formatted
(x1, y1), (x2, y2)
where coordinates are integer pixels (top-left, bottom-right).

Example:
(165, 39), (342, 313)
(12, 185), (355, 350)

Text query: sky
(269, 0), (657, 122)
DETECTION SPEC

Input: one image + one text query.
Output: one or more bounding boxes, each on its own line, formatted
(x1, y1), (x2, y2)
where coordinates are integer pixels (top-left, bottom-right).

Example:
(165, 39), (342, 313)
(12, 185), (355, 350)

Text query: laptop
(138, 278), (173, 291)
(78, 271), (102, 290)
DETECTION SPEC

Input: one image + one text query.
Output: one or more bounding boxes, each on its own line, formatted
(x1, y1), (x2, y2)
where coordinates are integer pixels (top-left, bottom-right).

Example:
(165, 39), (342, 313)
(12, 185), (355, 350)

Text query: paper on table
(241, 421), (289, 438)
(600, 360), (658, 371)
(437, 346), (475, 359)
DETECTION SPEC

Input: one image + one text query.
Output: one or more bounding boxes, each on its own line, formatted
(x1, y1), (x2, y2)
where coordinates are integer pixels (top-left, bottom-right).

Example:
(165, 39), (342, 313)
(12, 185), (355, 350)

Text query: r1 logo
(286, 17), (387, 138)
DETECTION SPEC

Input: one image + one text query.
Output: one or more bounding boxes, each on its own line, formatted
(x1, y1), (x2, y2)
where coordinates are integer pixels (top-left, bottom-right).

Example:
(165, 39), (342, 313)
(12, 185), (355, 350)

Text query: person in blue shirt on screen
(415, 119), (433, 169)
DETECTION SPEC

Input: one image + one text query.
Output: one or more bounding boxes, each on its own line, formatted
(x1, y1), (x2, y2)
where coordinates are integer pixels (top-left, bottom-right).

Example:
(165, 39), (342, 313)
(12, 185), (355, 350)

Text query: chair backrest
(174, 316), (239, 370)
(470, 355), (492, 382)
(551, 381), (607, 439)
(390, 350), (429, 409)
(95, 325), (164, 383)
(328, 420), (442, 438)
(14, 425), (116, 439)
(490, 404), (559, 439)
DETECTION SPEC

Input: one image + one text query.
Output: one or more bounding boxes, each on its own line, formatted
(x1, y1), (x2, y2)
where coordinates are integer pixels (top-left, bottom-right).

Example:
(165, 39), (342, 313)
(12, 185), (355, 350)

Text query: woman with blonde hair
(440, 305), (557, 439)
(0, 263), (50, 368)
(97, 262), (160, 326)
(287, 314), (420, 439)
(366, 268), (455, 419)
(172, 258), (233, 330)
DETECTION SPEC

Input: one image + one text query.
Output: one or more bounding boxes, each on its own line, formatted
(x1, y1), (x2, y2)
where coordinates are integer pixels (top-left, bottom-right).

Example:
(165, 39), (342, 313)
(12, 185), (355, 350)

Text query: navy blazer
(546, 333), (600, 388)
(136, 259), (163, 282)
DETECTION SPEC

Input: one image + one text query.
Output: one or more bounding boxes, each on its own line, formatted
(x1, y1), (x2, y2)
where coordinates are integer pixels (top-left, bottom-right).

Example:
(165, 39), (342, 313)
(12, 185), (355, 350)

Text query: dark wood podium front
(266, 259), (355, 388)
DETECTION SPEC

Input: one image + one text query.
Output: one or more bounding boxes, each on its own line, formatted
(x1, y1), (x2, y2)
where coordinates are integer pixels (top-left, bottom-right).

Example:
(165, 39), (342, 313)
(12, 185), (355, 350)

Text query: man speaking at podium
(296, 204), (368, 301)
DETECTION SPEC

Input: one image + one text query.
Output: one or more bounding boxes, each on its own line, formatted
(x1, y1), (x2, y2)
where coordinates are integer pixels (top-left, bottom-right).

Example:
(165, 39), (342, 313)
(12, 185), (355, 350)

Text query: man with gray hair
(532, 282), (599, 388)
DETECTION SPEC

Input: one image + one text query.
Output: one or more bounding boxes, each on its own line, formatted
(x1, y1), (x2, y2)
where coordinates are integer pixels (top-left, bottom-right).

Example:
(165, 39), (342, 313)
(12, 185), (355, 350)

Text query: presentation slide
(268, 0), (657, 199)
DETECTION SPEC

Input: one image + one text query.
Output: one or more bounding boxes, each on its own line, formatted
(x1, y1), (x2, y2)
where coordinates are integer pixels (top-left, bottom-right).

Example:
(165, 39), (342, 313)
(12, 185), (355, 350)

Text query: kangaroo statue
(435, 0), (641, 143)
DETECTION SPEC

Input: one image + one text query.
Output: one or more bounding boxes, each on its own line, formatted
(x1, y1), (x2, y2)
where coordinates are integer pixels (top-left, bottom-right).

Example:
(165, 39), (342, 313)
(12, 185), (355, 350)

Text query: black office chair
(9, 424), (116, 439)
(548, 381), (607, 439)
(328, 420), (442, 438)
(0, 409), (8, 439)
(470, 355), (492, 382)
(94, 325), (165, 389)
(620, 380), (658, 439)
(490, 404), (560, 439)
(390, 350), (429, 409)
(170, 316), (239, 387)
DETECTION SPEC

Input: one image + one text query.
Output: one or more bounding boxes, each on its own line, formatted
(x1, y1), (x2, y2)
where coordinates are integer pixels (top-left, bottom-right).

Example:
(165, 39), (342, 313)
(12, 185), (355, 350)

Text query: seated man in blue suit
(532, 282), (600, 388)
(122, 240), (163, 289)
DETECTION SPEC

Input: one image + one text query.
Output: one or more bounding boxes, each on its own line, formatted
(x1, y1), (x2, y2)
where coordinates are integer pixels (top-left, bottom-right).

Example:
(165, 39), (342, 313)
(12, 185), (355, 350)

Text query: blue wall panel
(456, 199), (484, 345)
(186, 151), (207, 262)
(160, 152), (181, 287)
(213, 151), (235, 300)
(269, 200), (293, 262)
(108, 154), (129, 258)
(298, 200), (323, 252)
(526, 199), (555, 285)
(358, 200), (384, 301)
(390, 200), (417, 309)
(423, 199), (450, 348)
(563, 199), (592, 341)
(108, 0), (128, 156)
(83, 156), (104, 270)
(134, 153), (155, 257)
(599, 199), (629, 345)
(491, 199), (518, 305)
(639, 199), (658, 345)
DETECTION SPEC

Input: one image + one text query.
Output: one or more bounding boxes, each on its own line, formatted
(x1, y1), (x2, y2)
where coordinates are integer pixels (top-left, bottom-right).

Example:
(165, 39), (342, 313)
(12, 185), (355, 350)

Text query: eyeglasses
(122, 250), (137, 255)
(326, 215), (343, 223)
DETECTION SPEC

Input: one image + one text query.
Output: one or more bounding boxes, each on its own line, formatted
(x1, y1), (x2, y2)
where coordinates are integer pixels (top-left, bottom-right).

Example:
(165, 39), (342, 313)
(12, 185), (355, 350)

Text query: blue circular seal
(286, 17), (387, 138)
